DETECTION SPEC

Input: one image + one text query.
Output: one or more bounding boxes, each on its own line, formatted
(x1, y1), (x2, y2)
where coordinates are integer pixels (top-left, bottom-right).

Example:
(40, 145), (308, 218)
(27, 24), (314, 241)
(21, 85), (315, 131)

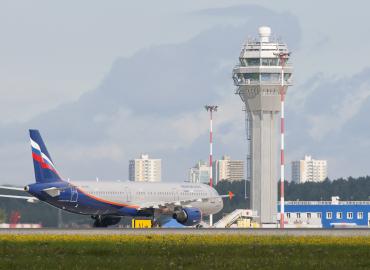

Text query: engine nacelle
(173, 207), (202, 226)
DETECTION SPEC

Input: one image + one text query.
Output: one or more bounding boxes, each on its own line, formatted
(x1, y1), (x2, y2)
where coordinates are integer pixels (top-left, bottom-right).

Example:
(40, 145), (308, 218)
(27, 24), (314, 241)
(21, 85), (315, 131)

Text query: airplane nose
(24, 185), (29, 191)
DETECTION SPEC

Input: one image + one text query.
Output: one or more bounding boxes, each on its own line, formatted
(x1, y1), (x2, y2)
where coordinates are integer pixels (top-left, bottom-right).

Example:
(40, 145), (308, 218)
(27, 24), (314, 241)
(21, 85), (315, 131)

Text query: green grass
(0, 234), (369, 269)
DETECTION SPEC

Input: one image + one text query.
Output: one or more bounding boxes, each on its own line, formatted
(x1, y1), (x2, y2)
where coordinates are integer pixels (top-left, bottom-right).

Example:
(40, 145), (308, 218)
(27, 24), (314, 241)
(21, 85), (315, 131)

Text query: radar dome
(258, 26), (271, 42)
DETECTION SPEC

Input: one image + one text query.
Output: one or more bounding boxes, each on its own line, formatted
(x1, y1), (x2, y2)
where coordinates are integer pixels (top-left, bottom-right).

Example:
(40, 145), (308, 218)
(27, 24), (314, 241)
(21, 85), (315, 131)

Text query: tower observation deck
(232, 26), (293, 224)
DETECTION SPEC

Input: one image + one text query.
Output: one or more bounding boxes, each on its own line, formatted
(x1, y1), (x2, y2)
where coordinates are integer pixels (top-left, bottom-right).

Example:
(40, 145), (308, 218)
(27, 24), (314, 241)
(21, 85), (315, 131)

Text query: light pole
(275, 52), (290, 229)
(205, 105), (218, 227)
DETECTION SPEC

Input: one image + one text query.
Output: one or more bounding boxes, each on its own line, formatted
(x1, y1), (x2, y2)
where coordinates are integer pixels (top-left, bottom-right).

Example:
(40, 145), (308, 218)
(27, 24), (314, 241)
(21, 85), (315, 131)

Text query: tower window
(261, 73), (280, 82)
(261, 58), (278, 66)
(243, 73), (259, 81)
(246, 58), (260, 66)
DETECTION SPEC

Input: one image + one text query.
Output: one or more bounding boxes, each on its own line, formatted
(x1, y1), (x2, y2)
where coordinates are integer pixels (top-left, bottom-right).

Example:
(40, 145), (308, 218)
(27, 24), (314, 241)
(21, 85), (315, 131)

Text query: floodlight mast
(205, 105), (218, 227)
(274, 52), (290, 229)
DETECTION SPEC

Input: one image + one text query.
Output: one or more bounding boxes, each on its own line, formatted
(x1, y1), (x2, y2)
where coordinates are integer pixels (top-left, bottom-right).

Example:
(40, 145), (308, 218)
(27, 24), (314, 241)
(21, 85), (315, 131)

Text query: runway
(1, 228), (370, 236)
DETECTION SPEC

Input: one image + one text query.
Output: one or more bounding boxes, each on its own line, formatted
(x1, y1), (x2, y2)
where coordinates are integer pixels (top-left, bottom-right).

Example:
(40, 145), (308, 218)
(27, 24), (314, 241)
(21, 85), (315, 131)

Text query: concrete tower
(232, 26), (293, 224)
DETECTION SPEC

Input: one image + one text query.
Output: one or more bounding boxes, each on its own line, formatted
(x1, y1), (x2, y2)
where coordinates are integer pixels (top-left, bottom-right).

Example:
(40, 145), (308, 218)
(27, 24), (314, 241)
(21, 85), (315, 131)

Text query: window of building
(336, 212), (342, 219)
(307, 213), (311, 219)
(246, 58), (260, 66)
(261, 58), (278, 66)
(239, 58), (247, 66)
(260, 73), (280, 82)
(358, 212), (364, 219)
(347, 212), (353, 219)
(296, 213), (301, 218)
(317, 212), (322, 219)
(243, 73), (259, 82)
(326, 212), (332, 219)
(286, 213), (291, 218)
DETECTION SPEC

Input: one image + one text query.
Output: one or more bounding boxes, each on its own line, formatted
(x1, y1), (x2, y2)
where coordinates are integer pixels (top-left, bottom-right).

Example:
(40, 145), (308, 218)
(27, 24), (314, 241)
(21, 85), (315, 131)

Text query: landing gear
(91, 215), (121, 227)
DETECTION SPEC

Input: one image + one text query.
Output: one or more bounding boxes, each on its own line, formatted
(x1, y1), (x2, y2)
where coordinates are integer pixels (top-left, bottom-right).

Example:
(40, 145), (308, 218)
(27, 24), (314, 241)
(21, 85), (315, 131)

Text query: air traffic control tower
(232, 26), (293, 224)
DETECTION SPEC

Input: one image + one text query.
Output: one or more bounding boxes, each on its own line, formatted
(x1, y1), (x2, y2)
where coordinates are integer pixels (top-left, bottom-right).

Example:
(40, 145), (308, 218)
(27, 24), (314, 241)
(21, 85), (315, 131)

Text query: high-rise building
(232, 26), (293, 224)
(188, 161), (210, 184)
(129, 154), (161, 182)
(214, 156), (244, 183)
(291, 155), (328, 183)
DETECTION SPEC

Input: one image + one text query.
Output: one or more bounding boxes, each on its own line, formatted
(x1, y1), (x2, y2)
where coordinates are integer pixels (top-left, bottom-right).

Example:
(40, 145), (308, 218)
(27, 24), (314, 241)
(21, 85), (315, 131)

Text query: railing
(234, 63), (293, 68)
(234, 80), (293, 86)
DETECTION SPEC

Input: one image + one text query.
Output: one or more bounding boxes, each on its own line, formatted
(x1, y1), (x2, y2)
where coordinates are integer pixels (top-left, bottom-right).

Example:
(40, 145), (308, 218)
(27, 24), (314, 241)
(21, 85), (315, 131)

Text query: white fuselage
(73, 181), (223, 216)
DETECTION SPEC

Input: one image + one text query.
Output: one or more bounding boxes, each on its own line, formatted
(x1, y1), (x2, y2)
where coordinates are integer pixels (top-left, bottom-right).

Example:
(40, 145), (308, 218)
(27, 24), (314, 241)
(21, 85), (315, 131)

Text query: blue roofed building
(278, 197), (370, 228)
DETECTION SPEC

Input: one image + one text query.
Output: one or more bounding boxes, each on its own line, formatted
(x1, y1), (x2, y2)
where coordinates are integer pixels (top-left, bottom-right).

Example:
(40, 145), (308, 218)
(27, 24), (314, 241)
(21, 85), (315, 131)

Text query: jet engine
(173, 207), (201, 226)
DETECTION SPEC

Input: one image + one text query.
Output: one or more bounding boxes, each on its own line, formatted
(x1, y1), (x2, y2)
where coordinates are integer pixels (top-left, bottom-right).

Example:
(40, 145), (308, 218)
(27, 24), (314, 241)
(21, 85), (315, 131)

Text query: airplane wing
(136, 192), (234, 211)
(0, 186), (25, 191)
(0, 194), (39, 203)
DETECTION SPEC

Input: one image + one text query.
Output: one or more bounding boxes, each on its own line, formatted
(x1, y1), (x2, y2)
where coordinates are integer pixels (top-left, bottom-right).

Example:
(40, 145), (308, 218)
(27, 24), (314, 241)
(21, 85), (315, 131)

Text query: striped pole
(205, 105), (218, 227)
(209, 110), (213, 226)
(279, 55), (286, 229)
(210, 109), (213, 187)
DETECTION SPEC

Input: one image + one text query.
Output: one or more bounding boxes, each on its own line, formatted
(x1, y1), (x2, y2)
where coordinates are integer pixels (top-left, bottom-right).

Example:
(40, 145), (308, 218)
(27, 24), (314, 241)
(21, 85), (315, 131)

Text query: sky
(1, 0), (370, 185)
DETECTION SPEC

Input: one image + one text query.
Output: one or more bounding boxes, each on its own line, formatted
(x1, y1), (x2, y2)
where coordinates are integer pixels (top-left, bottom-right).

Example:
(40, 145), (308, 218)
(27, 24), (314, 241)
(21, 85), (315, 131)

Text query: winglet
(228, 191), (234, 200)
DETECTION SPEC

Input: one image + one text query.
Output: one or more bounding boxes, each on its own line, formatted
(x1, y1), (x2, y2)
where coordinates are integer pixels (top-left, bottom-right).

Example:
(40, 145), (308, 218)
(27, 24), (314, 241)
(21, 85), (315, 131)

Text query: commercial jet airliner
(0, 130), (232, 227)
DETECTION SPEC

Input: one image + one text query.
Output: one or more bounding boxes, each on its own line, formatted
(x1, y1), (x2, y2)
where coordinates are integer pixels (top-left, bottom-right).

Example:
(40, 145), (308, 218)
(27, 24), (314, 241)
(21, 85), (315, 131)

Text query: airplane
(0, 130), (233, 227)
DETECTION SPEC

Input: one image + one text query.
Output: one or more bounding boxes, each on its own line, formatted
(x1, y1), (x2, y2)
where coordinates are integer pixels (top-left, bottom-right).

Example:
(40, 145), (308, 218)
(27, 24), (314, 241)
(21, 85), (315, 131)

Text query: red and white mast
(205, 105), (218, 227)
(277, 53), (289, 229)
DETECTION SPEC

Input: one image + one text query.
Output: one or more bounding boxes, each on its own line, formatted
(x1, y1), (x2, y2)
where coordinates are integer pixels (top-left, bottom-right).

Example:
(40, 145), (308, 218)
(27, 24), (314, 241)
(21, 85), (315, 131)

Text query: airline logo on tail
(30, 138), (58, 175)
(29, 129), (61, 182)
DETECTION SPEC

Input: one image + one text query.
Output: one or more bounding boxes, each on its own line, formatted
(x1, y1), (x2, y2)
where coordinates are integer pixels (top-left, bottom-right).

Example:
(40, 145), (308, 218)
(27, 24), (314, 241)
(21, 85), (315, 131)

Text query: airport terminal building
(278, 197), (370, 228)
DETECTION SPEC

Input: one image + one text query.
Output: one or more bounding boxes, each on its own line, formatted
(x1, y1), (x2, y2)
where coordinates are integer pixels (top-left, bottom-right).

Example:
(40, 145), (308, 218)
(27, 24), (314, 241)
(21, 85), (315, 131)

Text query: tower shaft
(250, 110), (278, 223)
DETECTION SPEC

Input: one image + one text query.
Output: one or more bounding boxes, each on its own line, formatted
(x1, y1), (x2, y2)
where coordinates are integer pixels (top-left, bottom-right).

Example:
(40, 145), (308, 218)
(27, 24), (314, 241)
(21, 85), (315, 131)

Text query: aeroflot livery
(0, 130), (231, 227)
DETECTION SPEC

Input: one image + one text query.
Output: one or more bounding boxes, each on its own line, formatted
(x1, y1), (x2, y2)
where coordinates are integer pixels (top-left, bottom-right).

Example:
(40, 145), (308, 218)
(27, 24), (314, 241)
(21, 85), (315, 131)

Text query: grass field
(0, 234), (369, 269)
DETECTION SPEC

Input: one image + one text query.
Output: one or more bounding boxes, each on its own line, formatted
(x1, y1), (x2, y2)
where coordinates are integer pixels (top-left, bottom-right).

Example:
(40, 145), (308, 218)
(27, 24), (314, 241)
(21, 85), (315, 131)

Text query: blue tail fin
(29, 129), (62, 183)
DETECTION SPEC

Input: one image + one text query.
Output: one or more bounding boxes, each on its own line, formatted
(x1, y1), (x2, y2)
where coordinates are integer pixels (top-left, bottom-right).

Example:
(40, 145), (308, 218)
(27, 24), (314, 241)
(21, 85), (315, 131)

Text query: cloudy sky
(1, 1), (370, 185)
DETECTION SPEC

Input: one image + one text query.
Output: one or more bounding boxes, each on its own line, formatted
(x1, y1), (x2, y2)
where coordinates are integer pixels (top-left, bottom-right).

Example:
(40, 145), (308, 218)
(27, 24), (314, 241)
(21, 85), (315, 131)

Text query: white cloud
(308, 81), (370, 140)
